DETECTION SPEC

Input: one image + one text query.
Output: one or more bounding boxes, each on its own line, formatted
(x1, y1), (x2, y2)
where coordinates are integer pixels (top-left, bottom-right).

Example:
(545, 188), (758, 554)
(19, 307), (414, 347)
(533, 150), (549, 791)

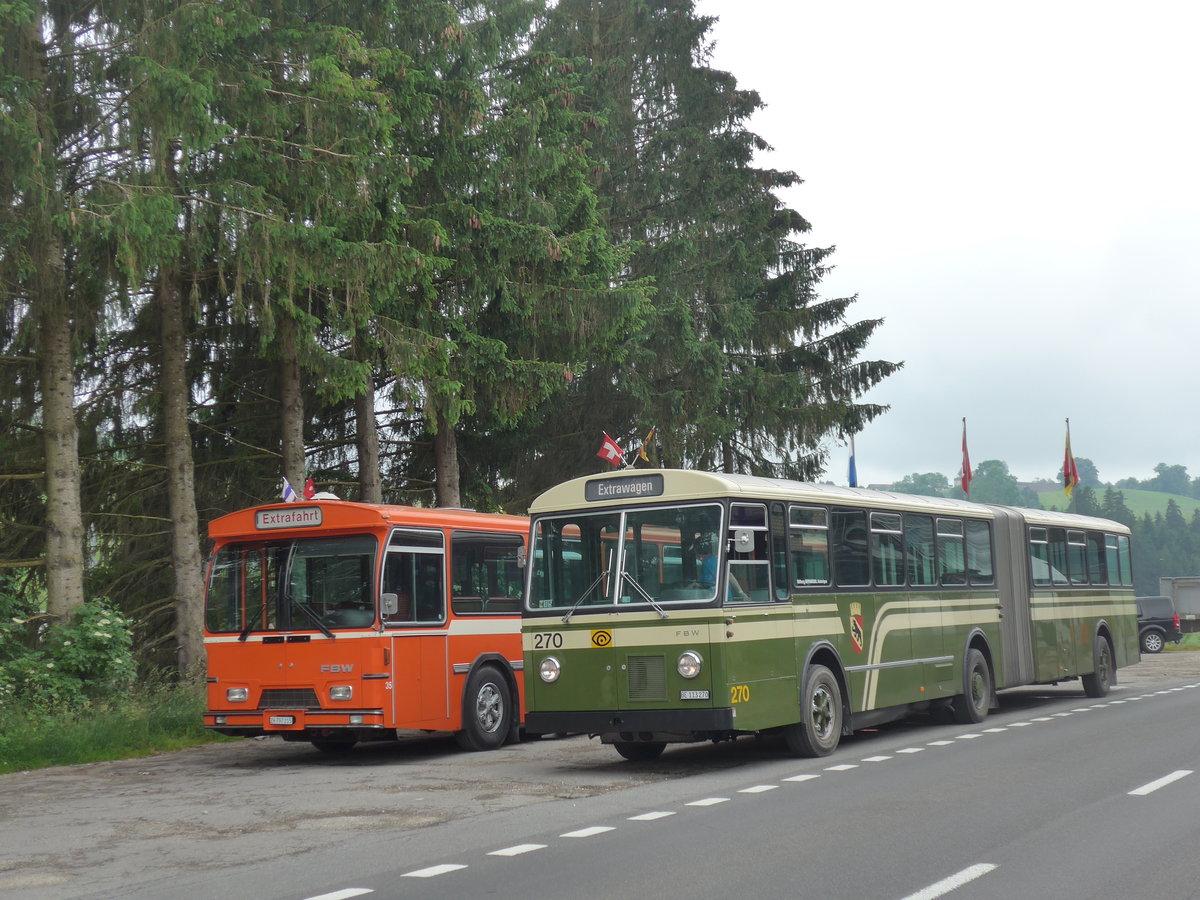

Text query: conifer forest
(1, 1), (897, 674)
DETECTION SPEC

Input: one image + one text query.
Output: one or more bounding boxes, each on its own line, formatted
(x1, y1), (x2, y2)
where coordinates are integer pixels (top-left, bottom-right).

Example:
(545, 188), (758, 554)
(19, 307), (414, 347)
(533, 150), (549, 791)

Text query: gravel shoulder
(1, 650), (1196, 899)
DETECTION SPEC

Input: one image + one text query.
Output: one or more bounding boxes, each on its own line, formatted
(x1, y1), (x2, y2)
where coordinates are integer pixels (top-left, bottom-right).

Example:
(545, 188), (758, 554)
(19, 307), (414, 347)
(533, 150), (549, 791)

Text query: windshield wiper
(561, 569), (609, 624)
(237, 602), (263, 642)
(620, 572), (669, 619)
(291, 597), (336, 639)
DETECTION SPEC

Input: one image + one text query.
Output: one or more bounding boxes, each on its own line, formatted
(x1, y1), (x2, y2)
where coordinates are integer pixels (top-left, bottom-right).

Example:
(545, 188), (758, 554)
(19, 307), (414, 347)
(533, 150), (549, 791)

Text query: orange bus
(203, 499), (529, 752)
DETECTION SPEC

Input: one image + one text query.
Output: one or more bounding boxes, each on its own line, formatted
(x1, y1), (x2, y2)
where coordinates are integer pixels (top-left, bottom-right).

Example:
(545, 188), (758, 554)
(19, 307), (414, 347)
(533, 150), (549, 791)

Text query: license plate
(269, 715), (295, 725)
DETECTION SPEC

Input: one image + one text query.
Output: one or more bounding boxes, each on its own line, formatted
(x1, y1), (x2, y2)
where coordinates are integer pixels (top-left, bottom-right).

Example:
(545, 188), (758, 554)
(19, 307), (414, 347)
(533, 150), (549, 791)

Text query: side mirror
(516, 546), (527, 569)
(381, 592), (399, 617)
(733, 529), (754, 553)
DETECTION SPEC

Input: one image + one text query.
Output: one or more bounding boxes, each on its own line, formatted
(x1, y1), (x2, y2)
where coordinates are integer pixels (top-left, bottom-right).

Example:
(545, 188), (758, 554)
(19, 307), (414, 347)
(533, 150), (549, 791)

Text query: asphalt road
(2, 652), (1198, 900)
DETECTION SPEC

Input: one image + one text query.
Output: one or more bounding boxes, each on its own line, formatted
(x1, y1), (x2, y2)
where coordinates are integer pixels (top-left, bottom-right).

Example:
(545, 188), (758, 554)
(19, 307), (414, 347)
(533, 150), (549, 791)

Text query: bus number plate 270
(532, 632), (563, 650)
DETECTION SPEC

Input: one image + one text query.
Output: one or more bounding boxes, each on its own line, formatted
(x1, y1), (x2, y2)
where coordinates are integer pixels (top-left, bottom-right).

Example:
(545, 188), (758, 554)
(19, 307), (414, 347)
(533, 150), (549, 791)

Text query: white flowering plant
(0, 589), (135, 712)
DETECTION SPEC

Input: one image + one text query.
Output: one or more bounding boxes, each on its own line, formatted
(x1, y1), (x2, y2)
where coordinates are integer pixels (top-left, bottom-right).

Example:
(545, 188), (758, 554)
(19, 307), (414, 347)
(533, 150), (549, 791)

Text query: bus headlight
(539, 656), (561, 683)
(329, 686), (353, 701)
(677, 651), (703, 679)
(226, 688), (249, 703)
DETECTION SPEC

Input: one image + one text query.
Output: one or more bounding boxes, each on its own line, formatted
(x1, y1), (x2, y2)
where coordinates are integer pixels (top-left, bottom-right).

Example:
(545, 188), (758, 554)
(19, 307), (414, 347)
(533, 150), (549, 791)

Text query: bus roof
(529, 468), (1129, 534)
(208, 499), (528, 541)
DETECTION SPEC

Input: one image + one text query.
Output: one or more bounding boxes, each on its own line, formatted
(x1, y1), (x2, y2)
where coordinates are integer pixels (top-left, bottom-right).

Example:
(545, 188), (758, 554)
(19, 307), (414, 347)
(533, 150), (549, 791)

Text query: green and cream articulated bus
(521, 469), (1138, 760)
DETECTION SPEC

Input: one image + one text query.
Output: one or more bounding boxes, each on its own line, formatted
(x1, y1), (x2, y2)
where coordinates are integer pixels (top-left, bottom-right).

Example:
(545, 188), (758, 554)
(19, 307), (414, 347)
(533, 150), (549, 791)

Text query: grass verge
(0, 681), (232, 775)
(1166, 632), (1200, 650)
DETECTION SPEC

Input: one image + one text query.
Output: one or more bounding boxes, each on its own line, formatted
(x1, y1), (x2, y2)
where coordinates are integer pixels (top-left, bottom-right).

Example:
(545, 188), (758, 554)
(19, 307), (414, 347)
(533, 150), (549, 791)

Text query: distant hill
(1039, 488), (1200, 519)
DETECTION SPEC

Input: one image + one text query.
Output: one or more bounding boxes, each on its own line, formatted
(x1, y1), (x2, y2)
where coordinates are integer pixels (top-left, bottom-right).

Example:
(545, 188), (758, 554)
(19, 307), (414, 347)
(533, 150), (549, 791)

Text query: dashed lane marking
(402, 864), (467, 878)
(488, 844), (546, 857)
(561, 826), (615, 838)
(1129, 770), (1194, 797)
(629, 811), (676, 821)
(898, 863), (998, 900)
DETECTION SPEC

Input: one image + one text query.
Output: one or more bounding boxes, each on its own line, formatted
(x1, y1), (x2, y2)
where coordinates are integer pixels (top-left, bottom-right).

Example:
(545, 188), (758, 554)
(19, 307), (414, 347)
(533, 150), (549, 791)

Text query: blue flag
(848, 437), (858, 488)
(280, 477), (299, 503)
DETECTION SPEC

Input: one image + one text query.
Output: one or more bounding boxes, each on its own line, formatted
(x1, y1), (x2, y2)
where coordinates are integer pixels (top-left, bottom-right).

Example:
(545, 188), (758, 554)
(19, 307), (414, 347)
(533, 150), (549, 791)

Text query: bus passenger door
(382, 530), (450, 728)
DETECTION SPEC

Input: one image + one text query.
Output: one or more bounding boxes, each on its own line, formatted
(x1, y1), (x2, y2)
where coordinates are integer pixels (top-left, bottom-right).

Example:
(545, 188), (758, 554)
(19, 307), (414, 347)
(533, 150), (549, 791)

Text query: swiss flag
(303, 477), (315, 500)
(596, 432), (625, 467)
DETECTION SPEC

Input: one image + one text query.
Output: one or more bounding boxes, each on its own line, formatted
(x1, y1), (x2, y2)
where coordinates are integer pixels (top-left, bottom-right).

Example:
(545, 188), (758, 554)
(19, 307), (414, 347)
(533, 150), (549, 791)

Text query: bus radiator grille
(259, 689), (320, 709)
(627, 655), (666, 700)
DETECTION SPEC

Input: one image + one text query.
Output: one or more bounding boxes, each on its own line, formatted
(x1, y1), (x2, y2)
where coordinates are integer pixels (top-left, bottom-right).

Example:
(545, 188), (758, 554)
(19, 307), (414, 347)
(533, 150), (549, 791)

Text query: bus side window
(451, 532), (524, 614)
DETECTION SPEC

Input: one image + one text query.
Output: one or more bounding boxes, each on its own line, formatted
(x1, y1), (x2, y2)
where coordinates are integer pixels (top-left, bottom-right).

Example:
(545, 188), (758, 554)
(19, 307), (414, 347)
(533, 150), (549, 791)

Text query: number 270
(730, 684), (750, 704)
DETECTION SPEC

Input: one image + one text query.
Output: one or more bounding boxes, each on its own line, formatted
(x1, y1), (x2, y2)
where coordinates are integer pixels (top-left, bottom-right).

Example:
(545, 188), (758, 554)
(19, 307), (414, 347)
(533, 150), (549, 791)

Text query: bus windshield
(206, 535), (378, 633)
(528, 503), (723, 610)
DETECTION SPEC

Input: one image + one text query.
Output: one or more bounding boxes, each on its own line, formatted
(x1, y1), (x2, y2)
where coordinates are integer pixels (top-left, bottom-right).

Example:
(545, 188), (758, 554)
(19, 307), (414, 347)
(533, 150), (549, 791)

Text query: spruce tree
(531, 0), (898, 490)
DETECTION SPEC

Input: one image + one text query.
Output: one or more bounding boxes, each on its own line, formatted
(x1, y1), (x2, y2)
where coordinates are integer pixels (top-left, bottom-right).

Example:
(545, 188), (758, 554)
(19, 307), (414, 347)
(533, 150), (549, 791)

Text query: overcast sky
(696, 0), (1200, 486)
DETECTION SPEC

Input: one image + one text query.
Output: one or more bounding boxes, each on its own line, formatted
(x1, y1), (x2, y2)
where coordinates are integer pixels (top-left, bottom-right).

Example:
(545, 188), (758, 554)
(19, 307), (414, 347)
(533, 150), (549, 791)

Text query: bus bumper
(525, 707), (735, 738)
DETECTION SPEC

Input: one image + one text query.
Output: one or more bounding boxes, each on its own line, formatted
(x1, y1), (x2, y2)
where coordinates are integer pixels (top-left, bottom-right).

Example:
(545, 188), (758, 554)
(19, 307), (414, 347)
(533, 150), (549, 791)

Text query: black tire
(783, 664), (842, 757)
(952, 648), (991, 724)
(1141, 629), (1165, 654)
(455, 665), (512, 751)
(312, 739), (357, 754)
(1082, 635), (1114, 698)
(613, 741), (666, 761)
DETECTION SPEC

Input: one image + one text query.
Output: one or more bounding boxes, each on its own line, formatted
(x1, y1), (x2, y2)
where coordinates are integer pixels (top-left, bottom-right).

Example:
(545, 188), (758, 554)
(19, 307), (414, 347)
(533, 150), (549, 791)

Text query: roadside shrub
(0, 591), (136, 713)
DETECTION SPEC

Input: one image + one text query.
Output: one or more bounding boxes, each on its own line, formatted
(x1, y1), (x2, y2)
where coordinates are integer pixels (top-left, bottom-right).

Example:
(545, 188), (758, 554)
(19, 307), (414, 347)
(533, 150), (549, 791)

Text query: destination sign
(584, 473), (664, 502)
(255, 506), (323, 530)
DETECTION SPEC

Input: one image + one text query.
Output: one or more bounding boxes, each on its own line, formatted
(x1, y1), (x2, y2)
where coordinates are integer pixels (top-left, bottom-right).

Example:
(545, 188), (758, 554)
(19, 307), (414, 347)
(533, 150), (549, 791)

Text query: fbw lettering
(320, 664), (355, 673)
(674, 628), (701, 637)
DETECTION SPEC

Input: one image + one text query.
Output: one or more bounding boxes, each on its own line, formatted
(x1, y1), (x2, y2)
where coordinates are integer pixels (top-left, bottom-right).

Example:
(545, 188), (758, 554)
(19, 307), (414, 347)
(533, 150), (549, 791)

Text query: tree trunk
(39, 257), (86, 620)
(278, 316), (305, 491)
(355, 386), (382, 503)
(22, 18), (85, 619)
(432, 406), (461, 508)
(158, 264), (205, 675)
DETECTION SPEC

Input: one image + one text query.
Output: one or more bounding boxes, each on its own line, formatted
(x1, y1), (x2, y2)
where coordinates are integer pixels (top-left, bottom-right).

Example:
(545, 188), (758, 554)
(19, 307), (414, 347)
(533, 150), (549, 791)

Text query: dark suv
(1136, 595), (1182, 653)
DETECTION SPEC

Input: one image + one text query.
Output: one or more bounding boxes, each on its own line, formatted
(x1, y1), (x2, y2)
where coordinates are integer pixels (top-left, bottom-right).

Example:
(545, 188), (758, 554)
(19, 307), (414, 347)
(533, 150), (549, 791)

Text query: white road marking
(629, 811), (676, 821)
(1009, 721), (1032, 727)
(899, 863), (998, 900)
(1052, 712), (1072, 717)
(402, 864), (467, 878)
(956, 733), (982, 740)
(1129, 770), (1194, 797)
(897, 747), (924, 754)
(928, 740), (955, 746)
(739, 784), (778, 793)
(303, 891), (373, 900)
(784, 773), (820, 782)
(862, 755), (893, 762)
(561, 826), (615, 838)
(825, 763), (858, 771)
(983, 727), (1006, 733)
(1031, 716), (1053, 721)
(488, 844), (546, 856)
(686, 797), (729, 807)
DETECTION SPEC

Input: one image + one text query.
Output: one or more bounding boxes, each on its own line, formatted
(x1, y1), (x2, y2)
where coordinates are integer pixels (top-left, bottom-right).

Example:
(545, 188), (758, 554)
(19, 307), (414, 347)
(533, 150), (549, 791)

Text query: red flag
(960, 418), (973, 496)
(303, 477), (315, 500)
(1063, 419), (1080, 497)
(596, 432), (625, 467)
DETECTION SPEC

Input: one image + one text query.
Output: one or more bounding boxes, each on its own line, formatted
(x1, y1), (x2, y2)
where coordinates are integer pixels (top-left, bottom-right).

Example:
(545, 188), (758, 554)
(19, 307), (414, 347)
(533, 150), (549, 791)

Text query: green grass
(1039, 488), (1200, 518)
(0, 682), (233, 775)
(1166, 632), (1200, 651)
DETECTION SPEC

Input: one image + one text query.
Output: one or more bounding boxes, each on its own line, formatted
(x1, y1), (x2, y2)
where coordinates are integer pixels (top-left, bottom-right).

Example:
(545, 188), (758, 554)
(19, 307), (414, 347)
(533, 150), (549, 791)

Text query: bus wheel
(614, 741), (666, 761)
(783, 664), (842, 757)
(952, 648), (991, 724)
(455, 666), (512, 751)
(1082, 635), (1114, 698)
(312, 739), (357, 754)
